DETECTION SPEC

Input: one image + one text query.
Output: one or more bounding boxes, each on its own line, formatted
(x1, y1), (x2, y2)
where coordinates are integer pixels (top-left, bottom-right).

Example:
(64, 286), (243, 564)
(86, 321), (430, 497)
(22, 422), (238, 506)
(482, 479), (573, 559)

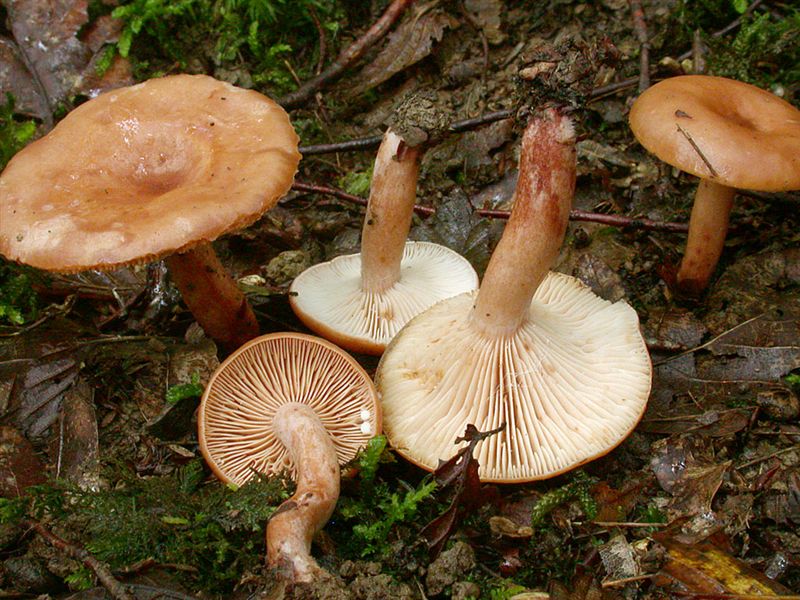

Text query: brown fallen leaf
(0, 424), (46, 496)
(54, 377), (101, 491)
(5, 0), (92, 112)
(650, 437), (729, 519)
(350, 3), (459, 95)
(0, 36), (51, 121)
(420, 423), (502, 557)
(653, 536), (797, 597)
(4, 0), (132, 126)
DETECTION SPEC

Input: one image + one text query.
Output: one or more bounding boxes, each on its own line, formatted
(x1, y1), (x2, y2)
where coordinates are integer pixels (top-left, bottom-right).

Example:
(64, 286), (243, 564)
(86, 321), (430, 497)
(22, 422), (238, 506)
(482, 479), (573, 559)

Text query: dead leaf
(412, 188), (493, 275)
(650, 437), (729, 518)
(653, 536), (796, 597)
(599, 535), (639, 581)
(0, 321), (84, 439)
(5, 0), (92, 111)
(0, 425), (46, 496)
(573, 253), (627, 303)
(55, 378), (100, 490)
(639, 408), (752, 437)
(3, 0), (132, 124)
(420, 423), (502, 557)
(0, 36), (51, 120)
(351, 4), (459, 95)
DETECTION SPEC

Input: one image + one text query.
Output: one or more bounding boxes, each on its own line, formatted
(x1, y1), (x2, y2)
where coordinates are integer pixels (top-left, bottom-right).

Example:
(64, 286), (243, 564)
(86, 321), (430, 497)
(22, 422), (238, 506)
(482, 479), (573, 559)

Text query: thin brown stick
(629, 0), (651, 91)
(291, 181), (690, 233)
(278, 0), (414, 109)
(601, 573), (656, 587)
(735, 444), (800, 470)
(298, 110), (513, 155)
(592, 521), (668, 527)
(24, 520), (135, 600)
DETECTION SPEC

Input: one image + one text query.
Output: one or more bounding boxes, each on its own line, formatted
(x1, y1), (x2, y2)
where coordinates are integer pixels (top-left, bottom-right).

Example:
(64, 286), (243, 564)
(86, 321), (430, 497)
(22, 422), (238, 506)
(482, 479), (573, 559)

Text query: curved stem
(266, 403), (340, 583)
(360, 129), (421, 293)
(472, 110), (576, 337)
(165, 242), (259, 354)
(675, 179), (735, 297)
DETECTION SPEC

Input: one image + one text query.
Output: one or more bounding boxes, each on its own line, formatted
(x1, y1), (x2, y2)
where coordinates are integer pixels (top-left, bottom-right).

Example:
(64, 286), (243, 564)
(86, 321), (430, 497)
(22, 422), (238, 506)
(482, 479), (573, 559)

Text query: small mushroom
(629, 75), (800, 296)
(0, 74), (301, 352)
(375, 109), (652, 483)
(198, 332), (381, 582)
(289, 128), (478, 355)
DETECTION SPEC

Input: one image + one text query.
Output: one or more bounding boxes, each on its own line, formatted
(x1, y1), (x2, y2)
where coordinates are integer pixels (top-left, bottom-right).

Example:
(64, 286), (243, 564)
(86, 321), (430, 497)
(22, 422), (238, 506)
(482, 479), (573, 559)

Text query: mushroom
(629, 75), (800, 296)
(289, 128), (478, 355)
(375, 109), (652, 483)
(198, 332), (381, 582)
(0, 74), (300, 352)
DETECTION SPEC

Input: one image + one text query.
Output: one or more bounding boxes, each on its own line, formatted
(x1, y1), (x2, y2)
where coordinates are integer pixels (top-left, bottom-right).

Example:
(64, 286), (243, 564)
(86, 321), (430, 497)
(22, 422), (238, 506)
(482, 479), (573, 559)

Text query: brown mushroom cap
(376, 272), (652, 483)
(198, 332), (381, 486)
(0, 74), (300, 272)
(629, 75), (800, 191)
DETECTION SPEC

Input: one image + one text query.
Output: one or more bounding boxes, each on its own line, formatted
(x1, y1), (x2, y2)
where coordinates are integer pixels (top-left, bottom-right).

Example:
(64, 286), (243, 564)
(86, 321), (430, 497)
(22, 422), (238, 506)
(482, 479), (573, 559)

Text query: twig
(602, 573), (656, 587)
(23, 520), (135, 600)
(653, 313), (766, 367)
(291, 181), (690, 233)
(676, 123), (718, 177)
(592, 521), (668, 527)
(629, 0), (651, 91)
(278, 0), (414, 109)
(299, 109), (513, 155)
(735, 444), (800, 470)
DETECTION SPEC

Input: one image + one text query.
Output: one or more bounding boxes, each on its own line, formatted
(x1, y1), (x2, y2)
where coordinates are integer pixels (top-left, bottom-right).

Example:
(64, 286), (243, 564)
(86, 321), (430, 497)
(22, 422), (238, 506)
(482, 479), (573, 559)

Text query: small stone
(426, 541), (476, 596)
(265, 250), (312, 285)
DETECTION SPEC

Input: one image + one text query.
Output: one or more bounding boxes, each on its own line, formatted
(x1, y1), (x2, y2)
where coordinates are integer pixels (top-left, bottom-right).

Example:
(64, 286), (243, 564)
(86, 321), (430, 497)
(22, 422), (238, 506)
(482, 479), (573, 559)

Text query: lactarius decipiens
(198, 333), (381, 582)
(376, 109), (652, 483)
(629, 75), (800, 296)
(0, 74), (300, 353)
(290, 111), (478, 355)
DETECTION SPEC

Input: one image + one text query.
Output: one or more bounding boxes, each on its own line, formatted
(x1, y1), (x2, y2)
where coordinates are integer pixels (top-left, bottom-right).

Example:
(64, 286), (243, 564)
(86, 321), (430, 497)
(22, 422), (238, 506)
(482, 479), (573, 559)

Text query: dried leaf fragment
(351, 4), (459, 95)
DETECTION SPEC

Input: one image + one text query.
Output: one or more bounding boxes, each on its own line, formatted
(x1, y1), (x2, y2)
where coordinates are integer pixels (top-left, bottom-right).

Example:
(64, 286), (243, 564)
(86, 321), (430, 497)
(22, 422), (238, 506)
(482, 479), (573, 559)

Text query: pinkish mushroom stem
(165, 242), (259, 353)
(674, 179), (735, 297)
(359, 129), (421, 293)
(472, 109), (576, 337)
(266, 402), (340, 583)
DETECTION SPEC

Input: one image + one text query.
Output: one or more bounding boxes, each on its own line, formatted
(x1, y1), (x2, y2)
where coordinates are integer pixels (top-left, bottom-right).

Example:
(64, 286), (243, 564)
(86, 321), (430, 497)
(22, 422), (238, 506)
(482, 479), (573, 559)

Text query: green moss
(0, 93), (36, 170)
(0, 259), (39, 326)
(107, 0), (346, 95)
(9, 461), (291, 593)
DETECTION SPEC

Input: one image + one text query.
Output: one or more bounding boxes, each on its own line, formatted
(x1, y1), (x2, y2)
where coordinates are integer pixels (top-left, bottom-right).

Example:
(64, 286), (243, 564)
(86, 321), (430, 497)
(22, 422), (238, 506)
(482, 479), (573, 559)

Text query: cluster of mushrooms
(1, 73), (798, 584)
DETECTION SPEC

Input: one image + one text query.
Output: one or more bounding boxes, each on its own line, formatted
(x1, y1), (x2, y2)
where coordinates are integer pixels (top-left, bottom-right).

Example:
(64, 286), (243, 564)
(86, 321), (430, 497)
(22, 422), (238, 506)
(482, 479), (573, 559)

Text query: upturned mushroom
(629, 75), (800, 296)
(0, 74), (301, 352)
(289, 127), (478, 355)
(198, 332), (381, 582)
(375, 109), (652, 483)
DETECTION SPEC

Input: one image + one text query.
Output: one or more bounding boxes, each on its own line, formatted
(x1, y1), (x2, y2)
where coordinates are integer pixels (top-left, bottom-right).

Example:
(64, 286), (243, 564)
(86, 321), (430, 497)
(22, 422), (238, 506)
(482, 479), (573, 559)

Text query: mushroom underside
(376, 272), (652, 483)
(290, 241), (478, 353)
(199, 334), (380, 486)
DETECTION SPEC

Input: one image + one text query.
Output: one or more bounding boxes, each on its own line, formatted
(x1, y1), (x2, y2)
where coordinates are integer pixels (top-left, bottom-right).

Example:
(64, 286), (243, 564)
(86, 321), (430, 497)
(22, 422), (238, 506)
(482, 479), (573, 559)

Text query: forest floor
(0, 1), (799, 599)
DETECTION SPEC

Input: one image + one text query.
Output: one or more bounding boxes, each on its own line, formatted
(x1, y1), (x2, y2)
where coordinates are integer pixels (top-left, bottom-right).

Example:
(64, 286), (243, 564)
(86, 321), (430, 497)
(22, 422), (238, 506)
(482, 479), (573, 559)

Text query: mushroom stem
(472, 109), (576, 337)
(165, 242), (259, 353)
(675, 179), (736, 296)
(266, 402), (340, 583)
(360, 129), (421, 293)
